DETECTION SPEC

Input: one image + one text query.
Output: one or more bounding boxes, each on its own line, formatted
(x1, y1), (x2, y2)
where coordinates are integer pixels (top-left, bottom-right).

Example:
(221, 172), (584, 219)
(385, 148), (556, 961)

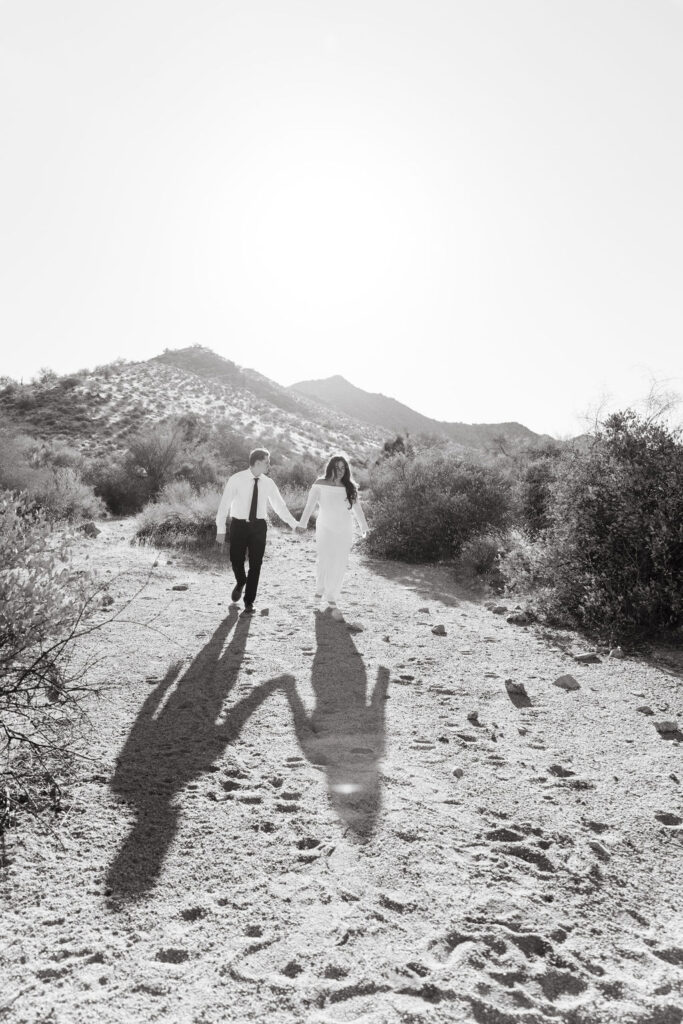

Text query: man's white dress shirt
(215, 469), (297, 533)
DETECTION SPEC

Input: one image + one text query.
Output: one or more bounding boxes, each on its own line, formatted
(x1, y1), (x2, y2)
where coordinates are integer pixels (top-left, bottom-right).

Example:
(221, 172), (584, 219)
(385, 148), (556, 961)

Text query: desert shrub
(0, 432), (104, 521)
(367, 451), (511, 562)
(0, 492), (95, 809)
(126, 423), (184, 493)
(33, 467), (105, 521)
(14, 391), (37, 411)
(175, 453), (220, 490)
(88, 458), (153, 516)
(516, 457), (558, 535)
(210, 422), (254, 473)
(57, 375), (82, 391)
(533, 411), (683, 640)
(135, 482), (222, 549)
(498, 529), (554, 597)
(272, 458), (320, 490)
(459, 534), (501, 577)
(268, 484), (308, 524)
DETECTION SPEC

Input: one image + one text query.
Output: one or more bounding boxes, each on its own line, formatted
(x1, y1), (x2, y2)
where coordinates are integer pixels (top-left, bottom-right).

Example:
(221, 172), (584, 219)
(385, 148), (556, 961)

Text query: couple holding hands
(215, 449), (369, 615)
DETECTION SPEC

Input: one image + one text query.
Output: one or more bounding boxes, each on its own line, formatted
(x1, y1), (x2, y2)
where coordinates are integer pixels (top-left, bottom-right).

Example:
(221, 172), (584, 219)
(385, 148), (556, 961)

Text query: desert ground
(1, 519), (682, 1024)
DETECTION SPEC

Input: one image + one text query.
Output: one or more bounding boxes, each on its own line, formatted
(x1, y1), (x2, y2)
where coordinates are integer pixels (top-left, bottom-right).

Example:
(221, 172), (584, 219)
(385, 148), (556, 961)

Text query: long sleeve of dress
(299, 485), (321, 529)
(353, 496), (368, 534)
(266, 481), (298, 528)
(216, 476), (237, 533)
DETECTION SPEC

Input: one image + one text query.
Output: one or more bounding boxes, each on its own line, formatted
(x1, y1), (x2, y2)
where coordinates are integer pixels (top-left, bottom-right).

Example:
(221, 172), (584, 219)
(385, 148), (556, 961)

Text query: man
(215, 448), (299, 614)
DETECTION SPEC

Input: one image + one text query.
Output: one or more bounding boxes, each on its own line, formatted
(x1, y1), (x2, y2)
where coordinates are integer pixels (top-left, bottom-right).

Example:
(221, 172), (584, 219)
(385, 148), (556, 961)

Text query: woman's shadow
(280, 609), (390, 840)
(107, 608), (292, 898)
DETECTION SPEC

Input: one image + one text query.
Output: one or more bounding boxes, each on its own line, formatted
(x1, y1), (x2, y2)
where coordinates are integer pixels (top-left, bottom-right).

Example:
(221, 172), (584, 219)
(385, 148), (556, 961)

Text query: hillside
(0, 348), (388, 466)
(290, 374), (548, 450)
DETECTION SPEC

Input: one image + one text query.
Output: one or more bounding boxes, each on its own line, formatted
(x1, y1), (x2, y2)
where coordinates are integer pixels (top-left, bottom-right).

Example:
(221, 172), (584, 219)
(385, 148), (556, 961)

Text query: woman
(298, 455), (369, 610)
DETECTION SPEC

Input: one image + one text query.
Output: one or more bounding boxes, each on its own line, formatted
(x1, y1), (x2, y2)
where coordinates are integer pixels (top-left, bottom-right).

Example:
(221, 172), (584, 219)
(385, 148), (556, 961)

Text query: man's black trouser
(229, 518), (267, 605)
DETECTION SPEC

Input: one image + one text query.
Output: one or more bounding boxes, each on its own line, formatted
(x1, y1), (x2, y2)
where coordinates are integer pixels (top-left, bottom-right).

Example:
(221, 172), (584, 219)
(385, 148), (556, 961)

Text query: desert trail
(1, 520), (681, 1024)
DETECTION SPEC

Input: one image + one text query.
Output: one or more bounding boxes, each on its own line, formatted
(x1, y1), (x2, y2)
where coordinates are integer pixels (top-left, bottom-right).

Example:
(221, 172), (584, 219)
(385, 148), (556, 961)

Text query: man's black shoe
(243, 603), (255, 615)
(231, 583), (244, 602)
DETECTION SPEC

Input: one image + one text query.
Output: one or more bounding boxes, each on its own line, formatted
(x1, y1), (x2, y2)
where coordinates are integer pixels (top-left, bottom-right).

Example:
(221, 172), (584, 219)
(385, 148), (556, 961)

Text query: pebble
(574, 652), (601, 664)
(637, 705), (655, 716)
(491, 606), (508, 615)
(553, 674), (580, 691)
(609, 646), (625, 659)
(452, 767), (464, 779)
(432, 624), (447, 636)
(172, 584), (189, 591)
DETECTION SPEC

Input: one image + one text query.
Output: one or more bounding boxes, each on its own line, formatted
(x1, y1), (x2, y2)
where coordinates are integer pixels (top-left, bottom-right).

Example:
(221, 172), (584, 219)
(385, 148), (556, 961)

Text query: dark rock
(574, 652), (601, 664)
(491, 606), (508, 615)
(80, 521), (101, 538)
(505, 678), (527, 695)
(172, 584), (189, 591)
(637, 705), (655, 716)
(553, 674), (580, 691)
(507, 612), (534, 626)
(654, 719), (679, 735)
(432, 624), (447, 636)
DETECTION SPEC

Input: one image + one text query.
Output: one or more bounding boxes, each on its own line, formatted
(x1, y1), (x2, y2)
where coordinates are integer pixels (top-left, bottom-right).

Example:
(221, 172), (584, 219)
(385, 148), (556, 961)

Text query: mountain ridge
(289, 373), (549, 450)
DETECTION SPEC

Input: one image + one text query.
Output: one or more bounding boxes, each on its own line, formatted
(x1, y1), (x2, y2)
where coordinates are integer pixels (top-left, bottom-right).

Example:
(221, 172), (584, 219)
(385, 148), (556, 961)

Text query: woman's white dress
(300, 484), (369, 603)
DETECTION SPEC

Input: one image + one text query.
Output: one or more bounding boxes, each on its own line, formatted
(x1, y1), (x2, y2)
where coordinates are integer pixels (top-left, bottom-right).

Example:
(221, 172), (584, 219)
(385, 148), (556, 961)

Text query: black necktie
(249, 477), (259, 523)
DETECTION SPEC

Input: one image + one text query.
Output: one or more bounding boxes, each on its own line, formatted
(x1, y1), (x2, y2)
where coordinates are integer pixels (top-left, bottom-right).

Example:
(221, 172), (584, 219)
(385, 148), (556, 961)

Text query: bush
(516, 457), (558, 536)
(499, 529), (554, 597)
(0, 492), (92, 806)
(535, 411), (683, 640)
(366, 451), (511, 562)
(88, 459), (152, 516)
(0, 431), (104, 521)
(135, 482), (222, 549)
(127, 424), (183, 495)
(459, 534), (501, 577)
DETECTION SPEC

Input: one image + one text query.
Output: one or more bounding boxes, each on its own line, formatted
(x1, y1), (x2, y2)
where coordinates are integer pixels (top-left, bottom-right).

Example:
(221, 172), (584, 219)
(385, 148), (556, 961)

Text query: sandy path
(1, 520), (682, 1024)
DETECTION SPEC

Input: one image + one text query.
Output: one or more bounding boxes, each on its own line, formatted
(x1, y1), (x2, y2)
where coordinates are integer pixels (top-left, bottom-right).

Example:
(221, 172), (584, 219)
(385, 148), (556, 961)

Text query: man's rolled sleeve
(267, 481), (298, 528)
(216, 478), (236, 533)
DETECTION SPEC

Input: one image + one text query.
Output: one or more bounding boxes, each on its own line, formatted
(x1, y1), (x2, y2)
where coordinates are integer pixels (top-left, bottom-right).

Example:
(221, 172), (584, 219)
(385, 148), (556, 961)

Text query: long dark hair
(324, 455), (358, 509)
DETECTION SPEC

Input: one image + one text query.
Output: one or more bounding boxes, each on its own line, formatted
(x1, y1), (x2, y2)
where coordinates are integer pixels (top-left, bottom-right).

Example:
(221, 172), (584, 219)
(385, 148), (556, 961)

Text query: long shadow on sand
(107, 608), (291, 898)
(280, 609), (390, 840)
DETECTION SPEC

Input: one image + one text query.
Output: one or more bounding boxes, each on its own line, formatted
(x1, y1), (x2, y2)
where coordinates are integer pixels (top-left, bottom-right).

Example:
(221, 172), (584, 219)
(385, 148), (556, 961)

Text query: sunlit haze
(2, 1), (682, 435)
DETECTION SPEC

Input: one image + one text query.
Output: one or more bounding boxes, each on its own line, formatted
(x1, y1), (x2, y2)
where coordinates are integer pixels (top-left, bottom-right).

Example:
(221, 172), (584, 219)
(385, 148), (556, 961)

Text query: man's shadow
(107, 608), (291, 898)
(280, 610), (390, 840)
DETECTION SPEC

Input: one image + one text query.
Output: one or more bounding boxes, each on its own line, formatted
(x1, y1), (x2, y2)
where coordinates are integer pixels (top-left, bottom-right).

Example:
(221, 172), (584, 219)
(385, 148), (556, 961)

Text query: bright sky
(2, 0), (682, 436)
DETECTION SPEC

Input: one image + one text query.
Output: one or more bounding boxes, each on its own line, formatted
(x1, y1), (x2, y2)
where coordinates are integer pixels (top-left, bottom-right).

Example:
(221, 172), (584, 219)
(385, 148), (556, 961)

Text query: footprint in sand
(296, 837), (322, 863)
(276, 789), (301, 812)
